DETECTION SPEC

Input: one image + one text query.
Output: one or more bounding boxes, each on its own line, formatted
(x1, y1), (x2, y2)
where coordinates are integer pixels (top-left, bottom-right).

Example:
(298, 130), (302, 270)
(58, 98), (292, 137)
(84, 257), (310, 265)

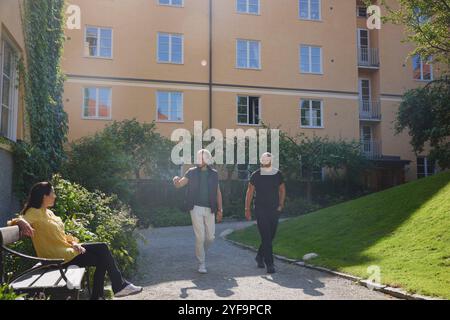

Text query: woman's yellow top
(8, 208), (79, 262)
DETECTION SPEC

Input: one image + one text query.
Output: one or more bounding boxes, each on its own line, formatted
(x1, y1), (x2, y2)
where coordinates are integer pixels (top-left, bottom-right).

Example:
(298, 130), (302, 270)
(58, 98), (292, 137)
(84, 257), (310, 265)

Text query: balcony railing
(358, 46), (380, 68)
(359, 100), (381, 121)
(361, 139), (382, 159)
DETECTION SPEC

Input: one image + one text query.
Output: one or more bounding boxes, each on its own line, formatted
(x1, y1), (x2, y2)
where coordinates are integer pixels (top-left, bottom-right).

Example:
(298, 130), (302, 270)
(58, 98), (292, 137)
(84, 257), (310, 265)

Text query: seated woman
(8, 182), (142, 300)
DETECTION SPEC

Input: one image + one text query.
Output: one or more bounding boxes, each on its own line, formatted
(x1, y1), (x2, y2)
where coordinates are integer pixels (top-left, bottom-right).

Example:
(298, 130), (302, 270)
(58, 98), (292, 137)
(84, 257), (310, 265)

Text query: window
(357, 6), (367, 17)
(300, 45), (322, 74)
(300, 100), (322, 128)
(85, 26), (112, 58)
(236, 39), (261, 69)
(412, 55), (433, 81)
(83, 87), (112, 119)
(299, 0), (321, 20)
(159, 0), (183, 7)
(237, 0), (260, 14)
(417, 157), (436, 179)
(157, 91), (183, 122)
(0, 39), (18, 141)
(237, 96), (260, 125)
(158, 33), (183, 64)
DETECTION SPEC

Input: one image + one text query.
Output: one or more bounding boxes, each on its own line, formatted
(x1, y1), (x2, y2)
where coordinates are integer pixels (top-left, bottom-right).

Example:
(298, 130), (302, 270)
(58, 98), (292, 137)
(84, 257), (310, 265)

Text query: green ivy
(14, 0), (68, 200)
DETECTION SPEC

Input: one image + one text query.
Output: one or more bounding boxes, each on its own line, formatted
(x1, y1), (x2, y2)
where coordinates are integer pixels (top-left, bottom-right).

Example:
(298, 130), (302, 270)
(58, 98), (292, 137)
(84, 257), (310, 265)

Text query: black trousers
(255, 207), (280, 266)
(65, 243), (128, 299)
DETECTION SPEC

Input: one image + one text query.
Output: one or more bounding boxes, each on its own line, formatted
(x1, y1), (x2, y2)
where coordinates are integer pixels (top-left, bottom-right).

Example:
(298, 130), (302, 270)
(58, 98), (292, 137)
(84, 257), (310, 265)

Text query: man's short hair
(260, 152), (272, 165)
(197, 149), (213, 165)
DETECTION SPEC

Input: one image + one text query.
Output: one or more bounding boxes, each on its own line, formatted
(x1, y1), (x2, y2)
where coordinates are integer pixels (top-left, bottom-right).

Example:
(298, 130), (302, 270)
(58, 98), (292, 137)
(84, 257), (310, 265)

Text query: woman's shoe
(114, 283), (143, 297)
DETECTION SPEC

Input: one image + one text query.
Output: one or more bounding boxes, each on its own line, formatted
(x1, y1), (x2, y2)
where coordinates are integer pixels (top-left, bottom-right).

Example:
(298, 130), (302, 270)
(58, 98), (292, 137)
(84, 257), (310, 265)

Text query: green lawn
(229, 172), (450, 299)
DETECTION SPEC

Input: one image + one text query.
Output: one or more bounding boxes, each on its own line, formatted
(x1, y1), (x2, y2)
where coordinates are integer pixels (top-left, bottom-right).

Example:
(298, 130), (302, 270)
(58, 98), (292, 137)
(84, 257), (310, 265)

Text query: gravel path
(117, 221), (395, 300)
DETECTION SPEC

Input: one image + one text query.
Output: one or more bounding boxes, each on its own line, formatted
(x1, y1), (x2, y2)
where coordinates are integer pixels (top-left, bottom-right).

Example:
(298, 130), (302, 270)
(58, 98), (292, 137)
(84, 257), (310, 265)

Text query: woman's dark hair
(21, 182), (54, 215)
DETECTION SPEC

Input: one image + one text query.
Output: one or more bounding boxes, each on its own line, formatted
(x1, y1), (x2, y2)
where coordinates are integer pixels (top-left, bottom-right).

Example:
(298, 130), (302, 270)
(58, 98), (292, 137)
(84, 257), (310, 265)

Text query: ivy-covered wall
(14, 0), (68, 201)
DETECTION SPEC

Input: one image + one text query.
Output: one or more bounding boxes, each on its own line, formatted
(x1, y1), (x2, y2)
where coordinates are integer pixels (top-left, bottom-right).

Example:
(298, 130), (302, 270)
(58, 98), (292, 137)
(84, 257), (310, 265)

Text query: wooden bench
(0, 226), (89, 300)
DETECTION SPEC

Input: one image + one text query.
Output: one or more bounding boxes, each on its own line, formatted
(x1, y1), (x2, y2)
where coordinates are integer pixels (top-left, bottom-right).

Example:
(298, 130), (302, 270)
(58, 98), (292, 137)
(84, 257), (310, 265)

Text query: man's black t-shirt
(250, 168), (284, 210)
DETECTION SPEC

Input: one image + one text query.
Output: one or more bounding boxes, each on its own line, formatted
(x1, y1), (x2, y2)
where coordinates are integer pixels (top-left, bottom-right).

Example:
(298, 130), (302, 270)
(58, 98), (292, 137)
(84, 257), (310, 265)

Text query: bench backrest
(0, 226), (20, 247)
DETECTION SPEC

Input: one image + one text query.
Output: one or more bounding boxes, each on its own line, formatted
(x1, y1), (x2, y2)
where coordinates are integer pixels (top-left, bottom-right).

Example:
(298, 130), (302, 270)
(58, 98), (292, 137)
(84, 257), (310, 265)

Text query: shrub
(223, 199), (245, 220)
(145, 207), (191, 228)
(64, 120), (177, 203)
(64, 134), (134, 202)
(283, 197), (321, 217)
(51, 175), (138, 276)
(0, 284), (25, 300)
(5, 175), (139, 279)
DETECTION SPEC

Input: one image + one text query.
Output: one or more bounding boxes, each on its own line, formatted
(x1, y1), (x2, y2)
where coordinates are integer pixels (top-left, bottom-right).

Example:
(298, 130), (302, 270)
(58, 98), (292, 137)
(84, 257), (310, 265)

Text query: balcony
(361, 139), (382, 159)
(359, 100), (381, 121)
(358, 46), (380, 68)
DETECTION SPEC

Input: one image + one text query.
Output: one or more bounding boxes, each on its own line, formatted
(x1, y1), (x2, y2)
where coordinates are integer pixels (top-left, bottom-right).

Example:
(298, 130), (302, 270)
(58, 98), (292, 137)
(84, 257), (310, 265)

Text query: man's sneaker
(255, 256), (265, 269)
(114, 283), (143, 298)
(198, 264), (208, 274)
(266, 265), (276, 274)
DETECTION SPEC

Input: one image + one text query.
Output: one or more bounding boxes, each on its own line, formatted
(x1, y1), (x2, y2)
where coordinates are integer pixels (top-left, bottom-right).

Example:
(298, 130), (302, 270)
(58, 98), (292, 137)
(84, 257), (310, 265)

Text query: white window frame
(158, 0), (184, 7)
(237, 95), (261, 126)
(300, 99), (323, 129)
(413, 55), (433, 81)
(157, 33), (184, 64)
(156, 91), (184, 123)
(84, 26), (113, 59)
(236, 0), (260, 15)
(417, 157), (437, 178)
(300, 45), (323, 74)
(356, 5), (367, 17)
(0, 35), (19, 142)
(357, 28), (370, 48)
(359, 78), (372, 101)
(299, 0), (321, 21)
(82, 87), (112, 120)
(236, 39), (261, 70)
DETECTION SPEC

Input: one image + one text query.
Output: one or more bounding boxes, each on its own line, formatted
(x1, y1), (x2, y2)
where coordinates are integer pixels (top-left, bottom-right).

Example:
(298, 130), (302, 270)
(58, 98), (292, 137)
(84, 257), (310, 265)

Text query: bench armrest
(1, 245), (65, 265)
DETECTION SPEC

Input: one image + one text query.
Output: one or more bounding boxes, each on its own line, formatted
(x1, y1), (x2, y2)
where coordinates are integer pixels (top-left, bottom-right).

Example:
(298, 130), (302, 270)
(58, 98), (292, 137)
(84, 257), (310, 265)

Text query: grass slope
(229, 172), (450, 299)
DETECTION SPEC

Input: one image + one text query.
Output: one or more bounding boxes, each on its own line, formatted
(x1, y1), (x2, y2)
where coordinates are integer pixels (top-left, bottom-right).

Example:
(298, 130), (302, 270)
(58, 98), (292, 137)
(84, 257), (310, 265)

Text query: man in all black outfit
(245, 152), (286, 274)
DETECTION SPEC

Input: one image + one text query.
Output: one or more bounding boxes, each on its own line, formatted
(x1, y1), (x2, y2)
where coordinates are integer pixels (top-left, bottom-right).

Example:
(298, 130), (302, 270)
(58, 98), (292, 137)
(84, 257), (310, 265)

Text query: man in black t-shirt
(245, 153), (286, 274)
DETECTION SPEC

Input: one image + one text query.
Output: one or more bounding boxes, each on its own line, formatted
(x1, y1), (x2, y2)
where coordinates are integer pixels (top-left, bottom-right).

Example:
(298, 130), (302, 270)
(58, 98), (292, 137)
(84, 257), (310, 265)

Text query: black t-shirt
(250, 169), (284, 210)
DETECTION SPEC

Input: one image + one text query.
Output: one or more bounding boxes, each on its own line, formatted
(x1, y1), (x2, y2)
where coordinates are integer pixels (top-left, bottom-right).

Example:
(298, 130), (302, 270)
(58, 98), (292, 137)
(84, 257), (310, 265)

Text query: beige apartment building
(1, 0), (441, 199)
(0, 0), (27, 222)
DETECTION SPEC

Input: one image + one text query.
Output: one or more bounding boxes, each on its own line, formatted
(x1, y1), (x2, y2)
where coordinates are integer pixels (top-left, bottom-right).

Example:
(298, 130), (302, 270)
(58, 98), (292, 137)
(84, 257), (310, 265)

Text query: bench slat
(0, 226), (20, 246)
(11, 272), (45, 289)
(57, 266), (85, 290)
(11, 267), (85, 290)
(30, 270), (64, 288)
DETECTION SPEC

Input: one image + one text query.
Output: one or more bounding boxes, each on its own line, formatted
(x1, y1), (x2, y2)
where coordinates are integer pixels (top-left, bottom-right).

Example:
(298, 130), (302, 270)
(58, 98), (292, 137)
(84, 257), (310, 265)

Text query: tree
(378, 0), (450, 65)
(102, 119), (176, 179)
(279, 133), (367, 202)
(64, 134), (133, 200)
(396, 77), (450, 169)
(64, 119), (177, 202)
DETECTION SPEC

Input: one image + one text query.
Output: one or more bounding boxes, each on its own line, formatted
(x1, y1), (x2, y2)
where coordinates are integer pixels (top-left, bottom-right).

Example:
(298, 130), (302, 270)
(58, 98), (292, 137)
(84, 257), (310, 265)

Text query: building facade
(60, 0), (442, 189)
(0, 0), (26, 223)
